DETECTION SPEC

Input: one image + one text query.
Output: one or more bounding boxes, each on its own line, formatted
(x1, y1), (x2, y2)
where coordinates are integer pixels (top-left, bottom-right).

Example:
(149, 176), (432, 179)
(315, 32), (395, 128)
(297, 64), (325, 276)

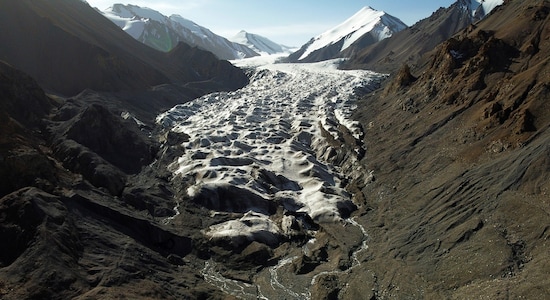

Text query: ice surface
(205, 211), (281, 246)
(157, 57), (384, 241)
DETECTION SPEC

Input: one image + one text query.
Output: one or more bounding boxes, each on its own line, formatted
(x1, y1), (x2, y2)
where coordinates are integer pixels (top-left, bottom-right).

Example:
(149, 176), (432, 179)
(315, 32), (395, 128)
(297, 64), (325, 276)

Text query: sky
(86, 0), (456, 46)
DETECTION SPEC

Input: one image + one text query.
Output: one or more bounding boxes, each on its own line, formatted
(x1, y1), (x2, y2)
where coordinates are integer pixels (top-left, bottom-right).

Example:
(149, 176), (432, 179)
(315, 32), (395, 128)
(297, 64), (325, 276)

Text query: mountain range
(0, 0), (548, 298)
(43, 0), (504, 67)
(99, 4), (295, 60)
(100, 4), (259, 60)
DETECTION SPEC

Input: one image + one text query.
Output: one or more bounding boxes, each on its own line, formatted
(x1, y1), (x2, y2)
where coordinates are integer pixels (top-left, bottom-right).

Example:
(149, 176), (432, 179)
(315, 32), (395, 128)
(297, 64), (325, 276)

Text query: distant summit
(286, 6), (407, 63)
(230, 30), (294, 56)
(100, 4), (259, 60)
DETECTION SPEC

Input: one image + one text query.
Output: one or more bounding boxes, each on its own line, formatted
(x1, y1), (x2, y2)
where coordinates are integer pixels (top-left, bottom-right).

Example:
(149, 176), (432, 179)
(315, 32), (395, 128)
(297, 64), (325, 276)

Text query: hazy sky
(86, 1), (456, 46)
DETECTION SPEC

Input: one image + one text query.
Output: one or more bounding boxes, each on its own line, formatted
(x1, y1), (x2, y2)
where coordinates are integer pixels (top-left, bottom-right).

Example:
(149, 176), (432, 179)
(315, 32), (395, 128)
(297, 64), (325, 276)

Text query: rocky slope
(0, 54), (229, 300)
(0, 1), (250, 297)
(339, 0), (550, 298)
(343, 0), (504, 72)
(101, 4), (259, 60)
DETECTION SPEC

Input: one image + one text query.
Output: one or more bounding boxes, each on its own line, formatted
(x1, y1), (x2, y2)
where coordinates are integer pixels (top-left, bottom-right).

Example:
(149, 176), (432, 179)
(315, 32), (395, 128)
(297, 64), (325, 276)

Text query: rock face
(342, 0), (550, 298)
(0, 61), (56, 197)
(60, 103), (155, 174)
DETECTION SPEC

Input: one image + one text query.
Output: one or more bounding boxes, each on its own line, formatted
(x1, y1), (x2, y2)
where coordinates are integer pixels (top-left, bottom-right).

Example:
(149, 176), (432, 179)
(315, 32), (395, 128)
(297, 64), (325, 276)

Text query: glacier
(156, 58), (384, 244)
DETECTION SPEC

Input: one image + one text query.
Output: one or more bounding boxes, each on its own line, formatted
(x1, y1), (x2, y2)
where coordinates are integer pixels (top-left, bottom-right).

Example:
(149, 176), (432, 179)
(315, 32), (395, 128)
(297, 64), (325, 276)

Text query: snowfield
(157, 58), (384, 243)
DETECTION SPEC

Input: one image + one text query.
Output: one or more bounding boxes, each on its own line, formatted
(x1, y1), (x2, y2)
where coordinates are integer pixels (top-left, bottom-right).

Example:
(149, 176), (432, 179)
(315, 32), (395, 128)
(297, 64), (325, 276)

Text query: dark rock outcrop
(0, 188), (84, 300)
(61, 103), (156, 174)
(191, 184), (278, 215)
(0, 61), (52, 126)
(0, 61), (57, 197)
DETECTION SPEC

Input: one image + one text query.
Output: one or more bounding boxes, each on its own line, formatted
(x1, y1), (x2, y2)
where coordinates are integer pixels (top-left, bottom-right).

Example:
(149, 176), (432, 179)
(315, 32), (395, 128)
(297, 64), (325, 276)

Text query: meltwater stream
(157, 58), (384, 299)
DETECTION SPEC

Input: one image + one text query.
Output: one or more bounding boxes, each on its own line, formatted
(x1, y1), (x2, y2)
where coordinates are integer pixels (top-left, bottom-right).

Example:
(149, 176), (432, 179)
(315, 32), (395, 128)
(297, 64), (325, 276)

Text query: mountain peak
(287, 6), (406, 62)
(359, 6), (382, 13)
(230, 31), (293, 56)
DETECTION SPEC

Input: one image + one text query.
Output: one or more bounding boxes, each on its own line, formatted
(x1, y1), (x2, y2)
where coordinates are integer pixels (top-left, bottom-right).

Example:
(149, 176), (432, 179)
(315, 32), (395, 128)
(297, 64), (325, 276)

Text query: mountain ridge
(230, 30), (294, 56)
(101, 4), (259, 60)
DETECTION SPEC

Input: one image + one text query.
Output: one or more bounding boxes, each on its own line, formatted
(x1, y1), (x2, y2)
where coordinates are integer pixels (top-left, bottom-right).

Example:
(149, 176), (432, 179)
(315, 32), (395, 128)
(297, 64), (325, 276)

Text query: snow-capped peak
(107, 4), (166, 23)
(298, 6), (407, 61)
(99, 4), (259, 60)
(230, 30), (294, 56)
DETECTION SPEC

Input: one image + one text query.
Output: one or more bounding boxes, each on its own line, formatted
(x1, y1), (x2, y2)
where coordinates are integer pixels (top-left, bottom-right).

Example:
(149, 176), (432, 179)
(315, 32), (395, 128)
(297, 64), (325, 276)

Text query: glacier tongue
(157, 58), (384, 243)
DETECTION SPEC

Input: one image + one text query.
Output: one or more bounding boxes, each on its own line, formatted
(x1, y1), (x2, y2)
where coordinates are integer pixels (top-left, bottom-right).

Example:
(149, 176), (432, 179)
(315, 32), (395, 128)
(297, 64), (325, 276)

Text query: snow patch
(204, 211), (281, 246)
(479, 0), (504, 16)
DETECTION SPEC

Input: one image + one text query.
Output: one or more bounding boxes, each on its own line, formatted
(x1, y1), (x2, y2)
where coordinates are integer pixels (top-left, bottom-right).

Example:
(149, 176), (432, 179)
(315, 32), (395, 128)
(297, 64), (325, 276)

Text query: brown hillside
(343, 0), (494, 73)
(346, 0), (550, 298)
